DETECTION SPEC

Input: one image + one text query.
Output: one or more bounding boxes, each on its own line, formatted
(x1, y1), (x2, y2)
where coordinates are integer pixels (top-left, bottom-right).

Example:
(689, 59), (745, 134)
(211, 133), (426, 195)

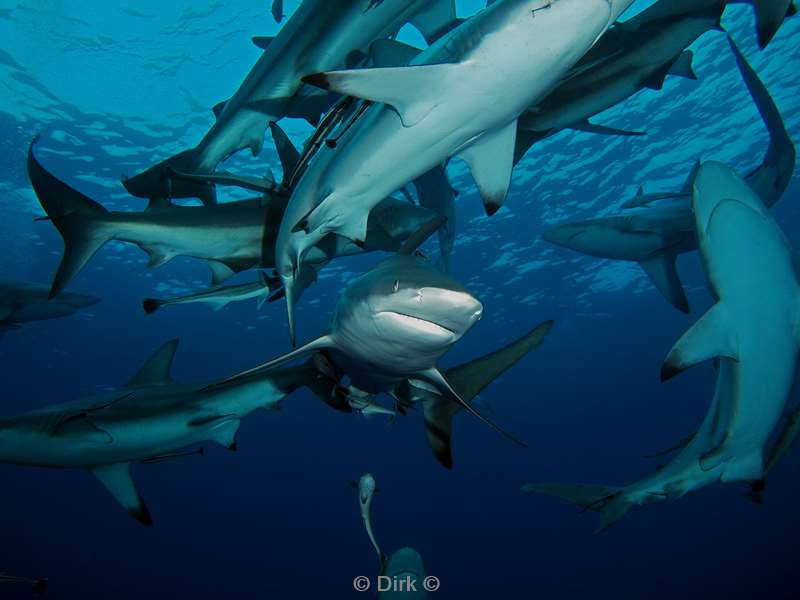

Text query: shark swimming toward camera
(0, 279), (99, 334)
(275, 0), (635, 343)
(143, 271), (282, 315)
(542, 37), (795, 313)
(211, 222), (523, 446)
(121, 0), (456, 205)
(0, 338), (344, 525)
(354, 473), (384, 563)
(524, 157), (800, 530)
(28, 138), (440, 299)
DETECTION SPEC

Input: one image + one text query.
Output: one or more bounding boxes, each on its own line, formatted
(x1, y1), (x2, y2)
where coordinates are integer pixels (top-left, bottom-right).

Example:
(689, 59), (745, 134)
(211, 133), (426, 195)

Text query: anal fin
(92, 463), (152, 526)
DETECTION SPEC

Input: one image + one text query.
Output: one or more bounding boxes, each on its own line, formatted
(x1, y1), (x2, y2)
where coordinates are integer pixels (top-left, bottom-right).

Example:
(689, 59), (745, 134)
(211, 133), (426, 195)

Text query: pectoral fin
(92, 463), (152, 526)
(661, 304), (738, 382)
(302, 63), (461, 127)
(457, 121), (517, 216)
(416, 367), (527, 448)
(639, 252), (690, 314)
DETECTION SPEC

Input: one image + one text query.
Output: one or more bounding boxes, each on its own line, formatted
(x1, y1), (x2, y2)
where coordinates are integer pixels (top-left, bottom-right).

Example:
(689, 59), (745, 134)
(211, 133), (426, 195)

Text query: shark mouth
(378, 311), (456, 337)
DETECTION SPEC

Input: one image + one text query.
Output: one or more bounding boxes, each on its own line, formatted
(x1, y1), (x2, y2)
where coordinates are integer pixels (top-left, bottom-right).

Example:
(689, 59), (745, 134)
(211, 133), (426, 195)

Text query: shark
(516, 0), (719, 153)
(524, 358), (735, 532)
(541, 36), (795, 313)
(0, 573), (48, 595)
(746, 404), (800, 502)
(121, 0), (457, 205)
(274, 0), (635, 342)
(210, 222), (524, 446)
(526, 158), (800, 530)
(142, 271), (282, 315)
(352, 473), (429, 599)
(0, 279), (99, 334)
(28, 138), (440, 299)
(412, 164), (458, 273)
(0, 338), (345, 526)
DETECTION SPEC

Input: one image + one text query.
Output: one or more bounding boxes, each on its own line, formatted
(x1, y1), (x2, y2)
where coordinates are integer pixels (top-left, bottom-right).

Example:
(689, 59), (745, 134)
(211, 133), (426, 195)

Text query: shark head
(334, 255), (483, 360)
(692, 161), (768, 238)
(358, 472), (377, 508)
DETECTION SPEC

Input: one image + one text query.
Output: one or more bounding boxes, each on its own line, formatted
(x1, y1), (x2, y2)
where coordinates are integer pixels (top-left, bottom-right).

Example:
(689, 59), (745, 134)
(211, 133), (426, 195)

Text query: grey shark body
(0, 279), (98, 332)
(121, 0), (454, 204)
(143, 271), (281, 315)
(275, 0), (634, 341)
(526, 159), (800, 530)
(542, 37), (795, 313)
(28, 139), (439, 299)
(355, 473), (384, 562)
(0, 339), (329, 525)
(412, 165), (457, 272)
(516, 0), (718, 153)
(211, 229), (527, 445)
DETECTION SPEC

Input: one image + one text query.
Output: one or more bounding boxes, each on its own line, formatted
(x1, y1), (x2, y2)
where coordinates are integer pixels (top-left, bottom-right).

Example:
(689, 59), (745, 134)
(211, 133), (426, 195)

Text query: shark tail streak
(121, 148), (216, 206)
(27, 138), (112, 298)
(522, 483), (630, 533)
(424, 320), (554, 469)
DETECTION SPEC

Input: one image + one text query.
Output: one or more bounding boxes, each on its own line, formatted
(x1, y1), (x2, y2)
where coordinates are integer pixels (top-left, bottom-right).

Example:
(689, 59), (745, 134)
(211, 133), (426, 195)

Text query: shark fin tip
(302, 73), (330, 90)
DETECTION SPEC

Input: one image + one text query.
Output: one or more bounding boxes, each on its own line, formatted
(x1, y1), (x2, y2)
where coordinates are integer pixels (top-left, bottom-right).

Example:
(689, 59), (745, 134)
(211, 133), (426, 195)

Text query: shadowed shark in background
(210, 221), (526, 447)
(411, 164), (458, 273)
(0, 572), (48, 595)
(121, 0), (457, 205)
(524, 158), (800, 530)
(143, 271), (282, 315)
(352, 473), (429, 599)
(28, 138), (440, 300)
(0, 279), (98, 334)
(0, 338), (345, 525)
(276, 0), (635, 344)
(541, 36), (795, 313)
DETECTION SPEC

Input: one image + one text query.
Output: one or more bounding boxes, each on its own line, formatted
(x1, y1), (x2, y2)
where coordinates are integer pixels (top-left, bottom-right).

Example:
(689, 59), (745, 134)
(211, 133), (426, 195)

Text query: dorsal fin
(268, 121), (300, 186)
(128, 339), (179, 387)
(212, 100), (228, 119)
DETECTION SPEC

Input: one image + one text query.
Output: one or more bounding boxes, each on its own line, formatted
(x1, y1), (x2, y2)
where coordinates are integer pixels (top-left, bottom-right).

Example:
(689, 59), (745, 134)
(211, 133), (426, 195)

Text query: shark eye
(392, 280), (399, 293)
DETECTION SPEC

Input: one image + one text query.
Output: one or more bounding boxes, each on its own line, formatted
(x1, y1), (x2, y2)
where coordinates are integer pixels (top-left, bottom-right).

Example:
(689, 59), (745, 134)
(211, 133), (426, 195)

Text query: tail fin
(424, 321), (554, 468)
(736, 0), (793, 48)
(27, 137), (111, 297)
(121, 149), (216, 206)
(142, 298), (163, 315)
(522, 483), (628, 533)
(268, 122), (300, 186)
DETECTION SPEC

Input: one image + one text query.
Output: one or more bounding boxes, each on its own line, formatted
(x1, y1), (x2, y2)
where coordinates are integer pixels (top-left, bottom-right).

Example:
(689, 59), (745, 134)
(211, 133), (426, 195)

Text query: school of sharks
(1, 0), (799, 597)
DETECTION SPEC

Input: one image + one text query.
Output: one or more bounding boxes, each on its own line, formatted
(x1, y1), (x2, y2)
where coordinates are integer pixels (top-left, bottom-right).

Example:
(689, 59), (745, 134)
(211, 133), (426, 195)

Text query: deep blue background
(1, 1), (799, 599)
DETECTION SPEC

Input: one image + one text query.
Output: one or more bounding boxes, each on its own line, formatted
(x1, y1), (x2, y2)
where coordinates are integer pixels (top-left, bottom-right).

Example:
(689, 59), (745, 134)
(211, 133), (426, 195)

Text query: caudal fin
(27, 137), (110, 297)
(122, 149), (216, 206)
(522, 482), (629, 533)
(424, 321), (554, 468)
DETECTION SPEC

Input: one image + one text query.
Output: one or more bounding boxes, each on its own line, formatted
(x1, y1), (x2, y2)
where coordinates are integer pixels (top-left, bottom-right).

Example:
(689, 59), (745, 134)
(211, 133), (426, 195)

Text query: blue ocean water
(1, 1), (799, 598)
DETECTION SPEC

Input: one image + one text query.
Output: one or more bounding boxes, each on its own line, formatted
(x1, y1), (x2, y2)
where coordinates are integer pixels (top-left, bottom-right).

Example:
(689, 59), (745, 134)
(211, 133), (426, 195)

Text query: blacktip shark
(523, 358), (736, 532)
(0, 338), (342, 525)
(517, 0), (719, 146)
(523, 161), (800, 530)
(0, 573), (48, 595)
(121, 0), (457, 205)
(0, 279), (99, 334)
(542, 36), (795, 313)
(28, 138), (440, 299)
(210, 221), (524, 446)
(352, 474), (428, 599)
(142, 271), (282, 315)
(276, 0), (635, 342)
